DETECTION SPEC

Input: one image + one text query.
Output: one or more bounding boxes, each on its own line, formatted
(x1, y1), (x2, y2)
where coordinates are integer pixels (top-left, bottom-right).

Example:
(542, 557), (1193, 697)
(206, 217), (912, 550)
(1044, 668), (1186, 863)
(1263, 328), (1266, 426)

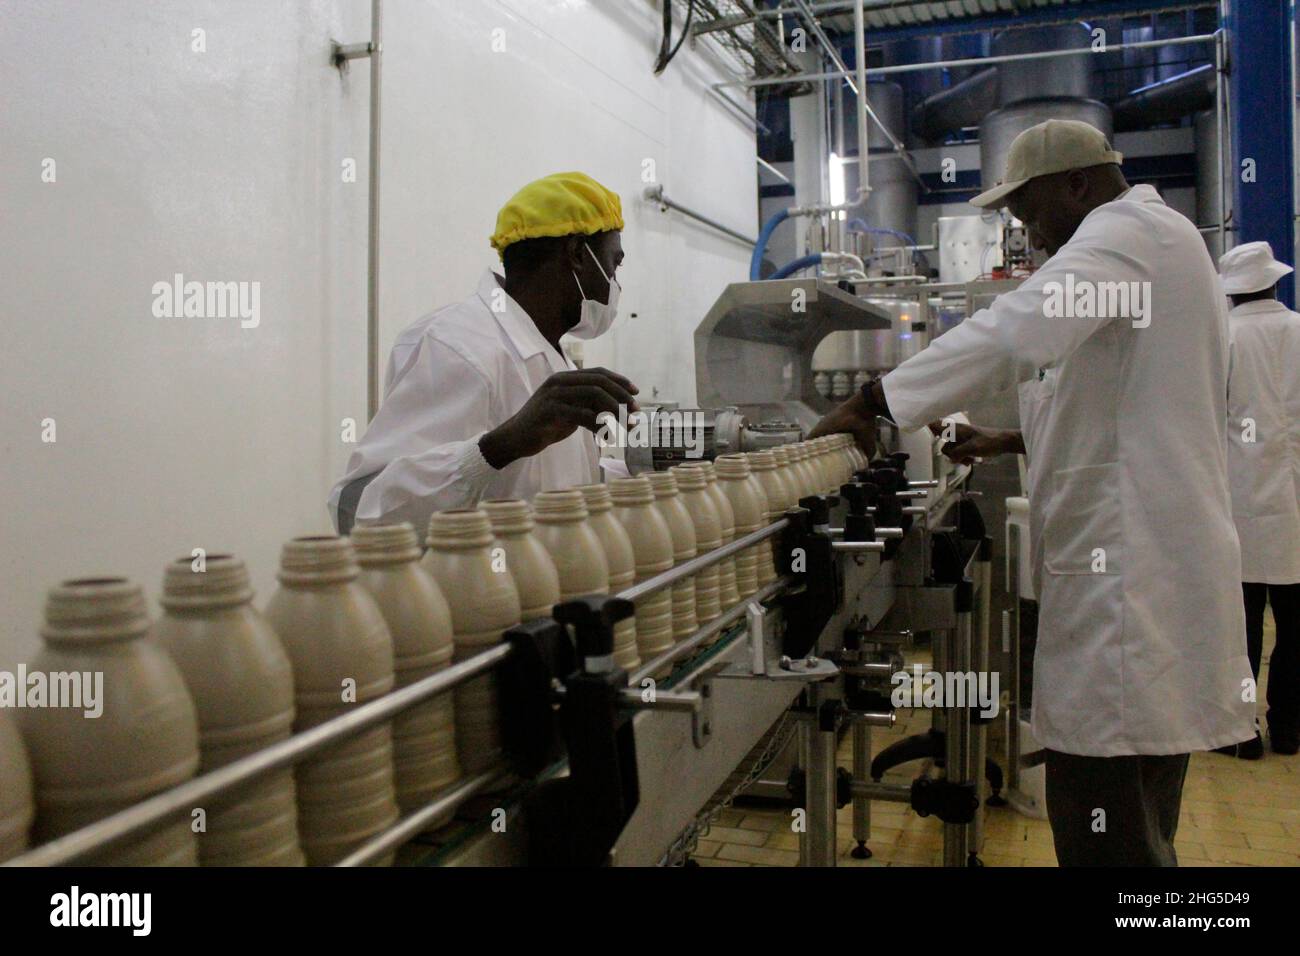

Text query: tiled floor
(691, 624), (1298, 867)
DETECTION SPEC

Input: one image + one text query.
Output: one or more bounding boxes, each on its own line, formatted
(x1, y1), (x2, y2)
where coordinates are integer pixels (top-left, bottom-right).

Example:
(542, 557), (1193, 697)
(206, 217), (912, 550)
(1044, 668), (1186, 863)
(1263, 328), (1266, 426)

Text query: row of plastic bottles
(0, 435), (866, 867)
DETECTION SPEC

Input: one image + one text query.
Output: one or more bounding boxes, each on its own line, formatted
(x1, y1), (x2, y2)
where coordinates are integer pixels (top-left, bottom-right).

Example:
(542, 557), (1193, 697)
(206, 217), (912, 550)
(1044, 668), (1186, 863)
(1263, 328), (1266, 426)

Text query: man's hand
(479, 367), (639, 469)
(927, 420), (1024, 464)
(808, 390), (878, 457)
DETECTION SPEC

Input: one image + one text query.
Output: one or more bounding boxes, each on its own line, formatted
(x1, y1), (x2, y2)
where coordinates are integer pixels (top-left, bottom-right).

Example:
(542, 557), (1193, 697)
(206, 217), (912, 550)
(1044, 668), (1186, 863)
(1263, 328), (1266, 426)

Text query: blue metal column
(1228, 0), (1296, 307)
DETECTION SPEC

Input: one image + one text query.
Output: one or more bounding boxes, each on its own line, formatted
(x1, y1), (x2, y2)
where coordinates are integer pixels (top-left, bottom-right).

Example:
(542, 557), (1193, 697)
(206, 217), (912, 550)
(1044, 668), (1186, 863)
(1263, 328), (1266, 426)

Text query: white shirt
(328, 270), (600, 532)
(1226, 299), (1300, 584)
(883, 184), (1254, 757)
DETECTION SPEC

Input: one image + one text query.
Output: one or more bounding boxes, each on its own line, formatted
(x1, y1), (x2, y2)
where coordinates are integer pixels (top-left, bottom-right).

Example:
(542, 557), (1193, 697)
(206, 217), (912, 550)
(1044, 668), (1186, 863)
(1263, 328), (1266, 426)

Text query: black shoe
(1238, 733), (1264, 760)
(1213, 742), (1239, 756)
(1270, 734), (1299, 756)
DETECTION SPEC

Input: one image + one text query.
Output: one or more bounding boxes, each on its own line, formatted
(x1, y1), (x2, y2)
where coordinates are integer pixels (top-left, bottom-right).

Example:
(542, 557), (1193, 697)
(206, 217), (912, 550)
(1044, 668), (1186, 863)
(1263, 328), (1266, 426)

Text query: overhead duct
(910, 67), (998, 143)
(1111, 64), (1216, 132)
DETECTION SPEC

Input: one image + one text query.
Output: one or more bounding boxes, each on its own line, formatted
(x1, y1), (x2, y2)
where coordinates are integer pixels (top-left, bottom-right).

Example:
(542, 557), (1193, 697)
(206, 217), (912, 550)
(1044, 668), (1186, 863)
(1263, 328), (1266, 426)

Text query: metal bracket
(617, 662), (720, 750)
(331, 39), (378, 73)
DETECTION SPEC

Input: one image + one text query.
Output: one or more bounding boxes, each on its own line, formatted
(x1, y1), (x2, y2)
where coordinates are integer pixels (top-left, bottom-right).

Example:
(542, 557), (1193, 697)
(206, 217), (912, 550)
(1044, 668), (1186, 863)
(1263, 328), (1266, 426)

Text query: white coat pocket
(1042, 461), (1124, 575)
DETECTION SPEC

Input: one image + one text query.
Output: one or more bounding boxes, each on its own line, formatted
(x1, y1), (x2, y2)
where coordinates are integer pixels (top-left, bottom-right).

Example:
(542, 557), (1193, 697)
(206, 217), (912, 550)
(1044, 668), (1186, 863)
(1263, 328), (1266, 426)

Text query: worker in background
(329, 172), (638, 534)
(810, 119), (1254, 866)
(1215, 241), (1300, 759)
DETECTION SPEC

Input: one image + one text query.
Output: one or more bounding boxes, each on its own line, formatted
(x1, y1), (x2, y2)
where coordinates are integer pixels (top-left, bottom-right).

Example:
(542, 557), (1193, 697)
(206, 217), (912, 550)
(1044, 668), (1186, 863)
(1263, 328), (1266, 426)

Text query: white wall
(0, 0), (755, 670)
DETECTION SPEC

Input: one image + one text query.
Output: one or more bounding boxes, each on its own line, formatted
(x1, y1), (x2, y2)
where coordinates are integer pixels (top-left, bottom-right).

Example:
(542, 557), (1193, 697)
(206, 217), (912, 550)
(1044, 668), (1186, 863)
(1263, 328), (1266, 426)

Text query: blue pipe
(847, 219), (918, 258)
(769, 253), (822, 280)
(750, 208), (791, 280)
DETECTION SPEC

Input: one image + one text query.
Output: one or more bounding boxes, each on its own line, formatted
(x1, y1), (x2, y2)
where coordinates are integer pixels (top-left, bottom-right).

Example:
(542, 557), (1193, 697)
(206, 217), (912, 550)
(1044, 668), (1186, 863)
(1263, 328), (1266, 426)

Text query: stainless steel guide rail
(8, 465), (984, 868)
(4, 516), (796, 868)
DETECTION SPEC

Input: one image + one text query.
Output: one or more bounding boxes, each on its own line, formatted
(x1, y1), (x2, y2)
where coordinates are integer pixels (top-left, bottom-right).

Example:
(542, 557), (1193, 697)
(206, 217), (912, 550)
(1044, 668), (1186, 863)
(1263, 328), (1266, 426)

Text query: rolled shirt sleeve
(882, 238), (1126, 430)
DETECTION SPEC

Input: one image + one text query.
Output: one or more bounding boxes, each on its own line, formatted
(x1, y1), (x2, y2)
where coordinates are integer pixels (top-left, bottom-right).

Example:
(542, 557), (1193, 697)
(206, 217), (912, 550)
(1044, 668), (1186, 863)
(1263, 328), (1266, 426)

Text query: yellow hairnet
(490, 171), (624, 258)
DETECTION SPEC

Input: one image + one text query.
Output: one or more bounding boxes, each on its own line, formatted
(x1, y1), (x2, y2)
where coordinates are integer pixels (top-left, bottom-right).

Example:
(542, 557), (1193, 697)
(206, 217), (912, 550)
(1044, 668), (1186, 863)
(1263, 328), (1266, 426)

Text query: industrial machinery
(9, 272), (1006, 869)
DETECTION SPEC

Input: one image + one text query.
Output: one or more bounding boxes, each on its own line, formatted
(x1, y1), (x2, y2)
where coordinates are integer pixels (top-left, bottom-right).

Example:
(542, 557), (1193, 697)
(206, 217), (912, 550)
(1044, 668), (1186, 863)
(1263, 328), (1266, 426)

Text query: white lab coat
(328, 270), (600, 532)
(1225, 299), (1300, 584)
(882, 184), (1254, 757)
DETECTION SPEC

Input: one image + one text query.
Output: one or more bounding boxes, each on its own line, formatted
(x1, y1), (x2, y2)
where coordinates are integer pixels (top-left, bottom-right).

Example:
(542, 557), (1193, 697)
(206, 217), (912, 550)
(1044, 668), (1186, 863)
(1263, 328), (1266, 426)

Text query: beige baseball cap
(970, 118), (1123, 209)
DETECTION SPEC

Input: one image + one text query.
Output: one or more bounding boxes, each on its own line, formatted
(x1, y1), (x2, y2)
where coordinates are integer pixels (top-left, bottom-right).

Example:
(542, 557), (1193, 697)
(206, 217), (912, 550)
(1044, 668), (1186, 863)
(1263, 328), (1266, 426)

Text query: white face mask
(569, 243), (621, 340)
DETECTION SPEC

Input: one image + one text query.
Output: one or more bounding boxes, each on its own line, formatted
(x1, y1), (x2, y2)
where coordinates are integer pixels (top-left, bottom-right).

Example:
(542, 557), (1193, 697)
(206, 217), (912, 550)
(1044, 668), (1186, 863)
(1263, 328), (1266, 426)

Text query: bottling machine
(8, 274), (1012, 870)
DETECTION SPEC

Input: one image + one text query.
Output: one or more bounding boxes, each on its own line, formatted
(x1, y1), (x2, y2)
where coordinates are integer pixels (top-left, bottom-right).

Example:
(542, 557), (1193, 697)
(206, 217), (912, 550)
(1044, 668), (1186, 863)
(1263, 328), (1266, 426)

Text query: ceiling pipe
(1111, 63), (1216, 131)
(909, 66), (998, 141)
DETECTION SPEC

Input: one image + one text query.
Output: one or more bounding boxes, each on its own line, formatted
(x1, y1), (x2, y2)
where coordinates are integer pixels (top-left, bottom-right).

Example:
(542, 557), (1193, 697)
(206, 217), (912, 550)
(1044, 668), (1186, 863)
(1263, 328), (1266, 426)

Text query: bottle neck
(160, 554), (255, 611)
(577, 483), (614, 515)
(352, 522), (422, 566)
(427, 509), (495, 550)
(277, 536), (361, 586)
(609, 477), (655, 507)
(42, 578), (150, 646)
(482, 499), (536, 537)
(533, 490), (589, 524)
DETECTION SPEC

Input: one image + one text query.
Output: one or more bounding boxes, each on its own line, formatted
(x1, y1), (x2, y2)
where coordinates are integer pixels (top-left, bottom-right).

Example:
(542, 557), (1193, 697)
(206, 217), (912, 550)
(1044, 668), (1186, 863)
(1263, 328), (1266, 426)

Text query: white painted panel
(0, 0), (755, 670)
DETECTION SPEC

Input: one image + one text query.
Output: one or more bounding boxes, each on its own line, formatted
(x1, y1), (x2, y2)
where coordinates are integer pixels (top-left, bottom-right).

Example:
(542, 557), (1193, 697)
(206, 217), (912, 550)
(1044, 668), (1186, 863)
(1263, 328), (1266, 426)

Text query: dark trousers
(1044, 751), (1190, 866)
(1243, 582), (1300, 743)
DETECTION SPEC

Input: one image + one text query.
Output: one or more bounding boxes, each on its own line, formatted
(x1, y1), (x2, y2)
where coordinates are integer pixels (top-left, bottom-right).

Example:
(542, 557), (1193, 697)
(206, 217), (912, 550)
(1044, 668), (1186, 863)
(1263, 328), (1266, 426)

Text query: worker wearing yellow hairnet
(329, 172), (638, 533)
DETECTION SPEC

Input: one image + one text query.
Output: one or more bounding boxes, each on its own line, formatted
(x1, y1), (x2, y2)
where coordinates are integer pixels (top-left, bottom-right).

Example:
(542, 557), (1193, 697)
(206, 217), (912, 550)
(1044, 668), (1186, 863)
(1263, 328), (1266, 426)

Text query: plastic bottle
(20, 578), (199, 865)
(608, 477), (675, 664)
(0, 711), (34, 863)
(714, 455), (769, 597)
(681, 462), (739, 610)
(746, 450), (791, 584)
(646, 471), (699, 643)
(483, 499), (560, 623)
(353, 524), (460, 819)
(150, 554), (302, 866)
(421, 510), (521, 775)
(576, 484), (640, 671)
(671, 466), (722, 624)
(264, 537), (399, 865)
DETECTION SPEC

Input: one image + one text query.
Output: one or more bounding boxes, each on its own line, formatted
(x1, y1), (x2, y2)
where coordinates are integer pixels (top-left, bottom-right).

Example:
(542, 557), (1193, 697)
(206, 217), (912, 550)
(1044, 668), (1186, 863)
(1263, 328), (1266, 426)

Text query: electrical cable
(654, 0), (695, 75)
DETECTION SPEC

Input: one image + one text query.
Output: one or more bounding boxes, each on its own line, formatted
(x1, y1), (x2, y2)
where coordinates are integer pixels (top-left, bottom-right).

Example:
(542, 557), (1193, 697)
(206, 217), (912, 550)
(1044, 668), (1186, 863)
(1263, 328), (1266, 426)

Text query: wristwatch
(859, 375), (894, 422)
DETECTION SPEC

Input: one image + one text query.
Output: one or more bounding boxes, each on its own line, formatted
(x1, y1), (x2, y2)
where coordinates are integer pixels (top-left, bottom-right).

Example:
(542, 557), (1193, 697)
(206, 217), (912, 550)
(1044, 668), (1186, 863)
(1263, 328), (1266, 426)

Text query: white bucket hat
(971, 118), (1124, 209)
(1218, 241), (1293, 295)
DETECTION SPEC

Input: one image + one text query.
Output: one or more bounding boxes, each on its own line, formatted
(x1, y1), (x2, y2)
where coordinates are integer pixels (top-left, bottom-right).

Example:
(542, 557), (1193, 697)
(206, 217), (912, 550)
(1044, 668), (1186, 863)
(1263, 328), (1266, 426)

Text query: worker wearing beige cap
(1217, 241), (1300, 758)
(329, 171), (638, 533)
(812, 118), (1253, 865)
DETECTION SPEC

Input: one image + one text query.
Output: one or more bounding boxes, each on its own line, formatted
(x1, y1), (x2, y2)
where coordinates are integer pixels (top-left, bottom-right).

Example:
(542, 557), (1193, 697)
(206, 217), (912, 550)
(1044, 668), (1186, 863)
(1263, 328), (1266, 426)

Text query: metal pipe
(757, 156), (791, 185)
(850, 779), (912, 803)
(715, 33), (1220, 90)
(7, 641), (511, 867)
(642, 184), (757, 247)
(853, 0), (869, 198)
(1215, 27), (1227, 254)
(335, 770), (502, 867)
(618, 517), (788, 603)
(367, 0), (383, 420)
(802, 689), (838, 867)
(629, 577), (791, 686)
(1005, 522), (1022, 796)
(851, 721), (871, 852)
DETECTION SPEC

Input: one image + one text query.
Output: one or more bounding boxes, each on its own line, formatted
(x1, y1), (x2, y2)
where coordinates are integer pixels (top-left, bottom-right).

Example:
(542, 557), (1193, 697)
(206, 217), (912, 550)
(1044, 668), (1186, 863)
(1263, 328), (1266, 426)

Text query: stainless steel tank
(979, 98), (1113, 197)
(992, 25), (1094, 106)
(1195, 108), (1225, 260)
